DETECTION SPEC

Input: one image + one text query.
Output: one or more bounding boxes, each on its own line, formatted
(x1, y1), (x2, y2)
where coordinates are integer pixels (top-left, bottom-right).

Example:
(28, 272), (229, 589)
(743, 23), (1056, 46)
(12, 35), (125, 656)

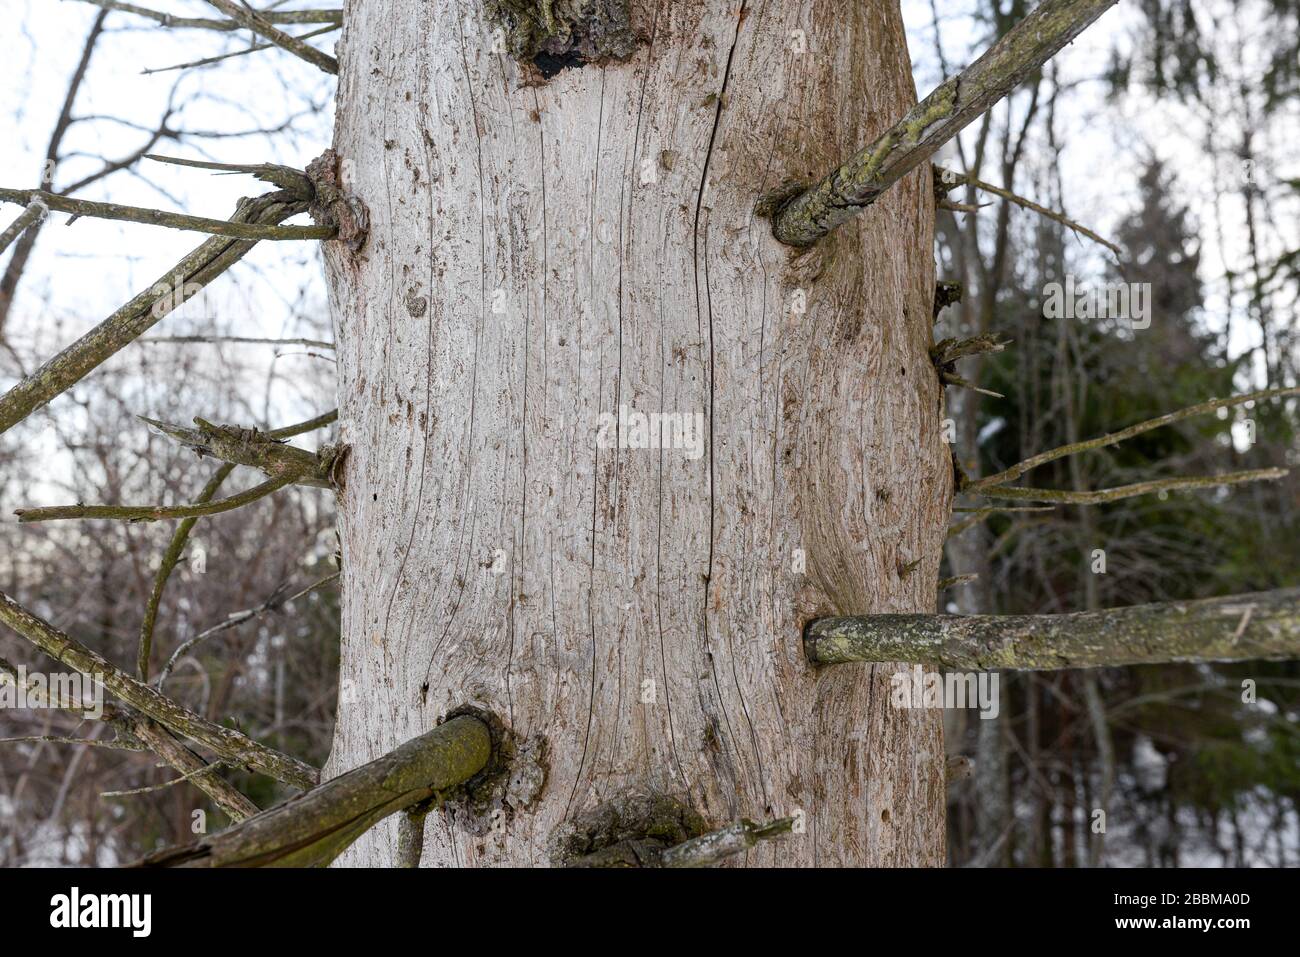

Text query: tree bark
(322, 0), (951, 867)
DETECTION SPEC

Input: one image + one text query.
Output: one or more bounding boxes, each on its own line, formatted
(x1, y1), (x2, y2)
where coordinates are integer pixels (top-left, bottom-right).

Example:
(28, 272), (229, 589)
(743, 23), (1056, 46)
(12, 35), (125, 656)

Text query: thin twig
(138, 464), (235, 680)
(143, 23), (339, 74)
(947, 505), (1055, 537)
(976, 468), (1287, 505)
(16, 472), (296, 523)
(201, 0), (338, 74)
(965, 386), (1300, 492)
(101, 759), (232, 798)
(934, 164), (1121, 255)
(68, 0), (342, 31)
(157, 572), (339, 687)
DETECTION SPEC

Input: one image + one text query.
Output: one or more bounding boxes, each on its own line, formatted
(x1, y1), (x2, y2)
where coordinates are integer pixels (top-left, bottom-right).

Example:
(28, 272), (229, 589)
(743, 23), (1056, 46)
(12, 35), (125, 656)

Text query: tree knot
(306, 148), (369, 253)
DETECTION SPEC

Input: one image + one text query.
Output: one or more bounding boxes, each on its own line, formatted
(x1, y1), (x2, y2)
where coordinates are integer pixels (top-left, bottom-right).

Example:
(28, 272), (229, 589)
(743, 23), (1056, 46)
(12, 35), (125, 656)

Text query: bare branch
(135, 716), (491, 867)
(0, 191), (311, 436)
(140, 334), (334, 349)
(125, 713), (260, 820)
(0, 591), (319, 789)
(947, 505), (1054, 538)
(975, 467), (1287, 505)
(0, 188), (333, 240)
(965, 386), (1300, 492)
(137, 409), (337, 680)
(201, 0), (339, 74)
(69, 0), (342, 31)
(143, 23), (340, 75)
(768, 0), (1121, 246)
(140, 415), (338, 488)
(15, 472), (297, 523)
(934, 164), (1121, 255)
(0, 10), (107, 333)
(0, 200), (48, 257)
(143, 153), (314, 195)
(157, 572), (339, 687)
(138, 464), (235, 680)
(806, 588), (1300, 671)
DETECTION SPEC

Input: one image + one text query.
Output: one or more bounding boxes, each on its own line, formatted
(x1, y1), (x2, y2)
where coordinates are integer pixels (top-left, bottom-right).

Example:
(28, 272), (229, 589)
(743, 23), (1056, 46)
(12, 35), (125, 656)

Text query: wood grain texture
(322, 0), (951, 866)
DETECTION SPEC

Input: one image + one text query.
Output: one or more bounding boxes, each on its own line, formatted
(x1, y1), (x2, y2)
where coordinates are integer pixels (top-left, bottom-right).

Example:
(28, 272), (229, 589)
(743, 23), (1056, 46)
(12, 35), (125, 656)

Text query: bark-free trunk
(322, 0), (951, 866)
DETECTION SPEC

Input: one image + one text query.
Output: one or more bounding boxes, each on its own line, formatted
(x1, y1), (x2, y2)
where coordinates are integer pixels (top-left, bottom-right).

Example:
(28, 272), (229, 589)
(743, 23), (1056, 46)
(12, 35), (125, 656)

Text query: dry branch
(201, 0), (339, 74)
(141, 415), (338, 488)
(0, 191), (310, 435)
(976, 467), (1287, 505)
(0, 188), (333, 240)
(0, 592), (318, 789)
(71, 0), (342, 31)
(15, 472), (296, 523)
(965, 386), (1300, 492)
(136, 716), (492, 867)
(769, 0), (1121, 246)
(934, 164), (1121, 255)
(806, 588), (1300, 670)
(137, 409), (337, 680)
(0, 200), (48, 257)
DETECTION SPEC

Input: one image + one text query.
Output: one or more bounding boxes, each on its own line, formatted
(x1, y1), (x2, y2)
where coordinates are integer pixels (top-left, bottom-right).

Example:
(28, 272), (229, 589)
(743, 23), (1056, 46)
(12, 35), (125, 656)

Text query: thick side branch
(0, 592), (318, 789)
(136, 716), (492, 867)
(806, 588), (1300, 670)
(769, 0), (1120, 246)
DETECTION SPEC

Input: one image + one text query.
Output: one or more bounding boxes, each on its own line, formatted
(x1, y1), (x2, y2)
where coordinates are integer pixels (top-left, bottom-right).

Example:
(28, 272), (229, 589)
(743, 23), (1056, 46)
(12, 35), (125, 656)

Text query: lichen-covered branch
(126, 717), (260, 821)
(0, 191), (310, 436)
(0, 199), (47, 257)
(0, 188), (334, 240)
(135, 716), (492, 867)
(660, 817), (794, 868)
(0, 591), (318, 789)
(806, 587), (1300, 671)
(2, 652), (258, 819)
(202, 0), (339, 74)
(141, 415), (337, 488)
(768, 0), (1121, 246)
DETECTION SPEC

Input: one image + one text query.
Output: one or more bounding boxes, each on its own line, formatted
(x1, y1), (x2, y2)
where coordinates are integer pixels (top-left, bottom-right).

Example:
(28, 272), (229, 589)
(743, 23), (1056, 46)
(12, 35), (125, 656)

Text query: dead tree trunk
(321, 0), (951, 866)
